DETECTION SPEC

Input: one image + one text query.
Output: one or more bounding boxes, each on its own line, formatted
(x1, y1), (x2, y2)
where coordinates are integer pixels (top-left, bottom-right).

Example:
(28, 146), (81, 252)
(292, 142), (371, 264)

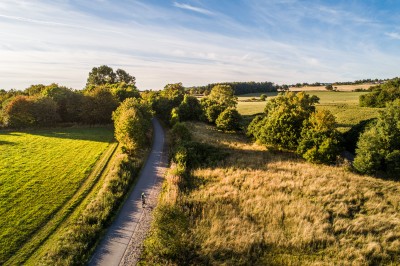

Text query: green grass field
(237, 91), (381, 131)
(0, 127), (114, 264)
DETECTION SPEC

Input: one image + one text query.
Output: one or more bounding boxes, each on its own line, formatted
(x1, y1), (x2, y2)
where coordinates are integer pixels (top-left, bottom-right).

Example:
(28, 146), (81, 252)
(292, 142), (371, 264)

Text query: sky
(1, 0), (400, 91)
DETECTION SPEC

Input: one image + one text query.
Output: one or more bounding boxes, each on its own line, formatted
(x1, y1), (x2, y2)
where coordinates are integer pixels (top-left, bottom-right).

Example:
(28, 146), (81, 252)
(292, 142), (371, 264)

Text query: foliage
(82, 87), (119, 124)
(343, 118), (377, 153)
(148, 83), (186, 125)
(0, 127), (114, 264)
(215, 107), (242, 131)
(201, 85), (238, 124)
(109, 82), (140, 102)
(169, 107), (180, 126)
(112, 98), (152, 155)
(178, 95), (203, 121)
(187, 81), (277, 95)
(170, 122), (192, 149)
(297, 110), (342, 164)
(359, 78), (400, 107)
(86, 65), (136, 88)
(260, 94), (267, 101)
(2, 95), (60, 128)
(248, 92), (319, 150)
(353, 100), (400, 176)
(208, 84), (237, 107)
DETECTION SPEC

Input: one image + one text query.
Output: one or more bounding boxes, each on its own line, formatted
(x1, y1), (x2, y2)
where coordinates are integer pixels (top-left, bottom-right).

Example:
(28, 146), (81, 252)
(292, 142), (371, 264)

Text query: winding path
(89, 118), (167, 266)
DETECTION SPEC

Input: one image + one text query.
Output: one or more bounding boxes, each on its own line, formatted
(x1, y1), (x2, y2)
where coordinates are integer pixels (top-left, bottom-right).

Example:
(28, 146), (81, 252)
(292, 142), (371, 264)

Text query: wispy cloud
(385, 32), (400, 40)
(173, 2), (214, 16)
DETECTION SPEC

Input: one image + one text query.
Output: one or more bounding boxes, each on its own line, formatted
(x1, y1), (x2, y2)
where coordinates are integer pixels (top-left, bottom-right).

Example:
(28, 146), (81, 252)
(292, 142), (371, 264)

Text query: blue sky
(1, 0), (399, 90)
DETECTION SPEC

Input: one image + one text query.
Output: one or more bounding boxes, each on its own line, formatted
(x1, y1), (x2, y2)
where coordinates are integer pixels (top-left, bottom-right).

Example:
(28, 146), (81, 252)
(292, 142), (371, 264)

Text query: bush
(170, 122), (192, 148)
(215, 107), (242, 131)
(178, 95), (203, 121)
(112, 98), (152, 155)
(260, 94), (267, 101)
(359, 78), (400, 107)
(2, 95), (60, 128)
(297, 110), (342, 164)
(353, 100), (400, 177)
(248, 92), (319, 150)
(342, 118), (377, 153)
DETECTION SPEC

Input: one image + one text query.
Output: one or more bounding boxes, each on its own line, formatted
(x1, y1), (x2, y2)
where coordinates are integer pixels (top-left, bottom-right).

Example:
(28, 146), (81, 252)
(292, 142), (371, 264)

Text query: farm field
(145, 122), (400, 265)
(237, 91), (380, 131)
(0, 126), (114, 264)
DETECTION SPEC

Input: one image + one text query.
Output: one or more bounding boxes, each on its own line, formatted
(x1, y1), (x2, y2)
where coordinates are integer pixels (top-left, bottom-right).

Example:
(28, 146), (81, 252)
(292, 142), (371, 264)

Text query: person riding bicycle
(141, 192), (146, 207)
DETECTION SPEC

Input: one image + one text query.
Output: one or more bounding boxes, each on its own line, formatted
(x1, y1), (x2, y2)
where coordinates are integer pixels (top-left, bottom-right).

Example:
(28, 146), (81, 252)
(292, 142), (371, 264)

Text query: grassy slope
(0, 127), (114, 263)
(168, 122), (400, 264)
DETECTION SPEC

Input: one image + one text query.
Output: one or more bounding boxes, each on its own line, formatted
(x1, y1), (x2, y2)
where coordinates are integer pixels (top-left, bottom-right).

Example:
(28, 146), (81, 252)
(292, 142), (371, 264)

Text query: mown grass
(0, 127), (114, 264)
(143, 122), (400, 265)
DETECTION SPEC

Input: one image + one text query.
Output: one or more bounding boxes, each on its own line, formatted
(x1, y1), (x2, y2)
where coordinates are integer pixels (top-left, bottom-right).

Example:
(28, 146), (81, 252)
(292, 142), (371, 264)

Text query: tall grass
(142, 122), (400, 265)
(0, 127), (114, 264)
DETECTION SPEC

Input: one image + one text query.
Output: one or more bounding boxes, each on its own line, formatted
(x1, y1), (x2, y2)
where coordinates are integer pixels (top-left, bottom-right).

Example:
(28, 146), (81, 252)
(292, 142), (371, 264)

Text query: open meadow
(237, 91), (381, 132)
(0, 127), (114, 264)
(145, 122), (400, 265)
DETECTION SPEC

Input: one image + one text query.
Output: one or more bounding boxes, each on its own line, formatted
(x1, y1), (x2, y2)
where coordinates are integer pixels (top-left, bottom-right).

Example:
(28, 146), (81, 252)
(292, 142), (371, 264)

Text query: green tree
(353, 100), (400, 176)
(215, 107), (242, 131)
(247, 92), (319, 150)
(109, 82), (140, 102)
(112, 98), (152, 155)
(208, 84), (237, 107)
(86, 65), (116, 87)
(297, 110), (342, 164)
(115, 69), (136, 85)
(2, 96), (59, 128)
(178, 95), (203, 121)
(82, 87), (119, 124)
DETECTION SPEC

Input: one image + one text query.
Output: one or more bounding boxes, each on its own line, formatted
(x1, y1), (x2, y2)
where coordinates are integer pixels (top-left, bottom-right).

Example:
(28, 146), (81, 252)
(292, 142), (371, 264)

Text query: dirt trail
(89, 118), (167, 266)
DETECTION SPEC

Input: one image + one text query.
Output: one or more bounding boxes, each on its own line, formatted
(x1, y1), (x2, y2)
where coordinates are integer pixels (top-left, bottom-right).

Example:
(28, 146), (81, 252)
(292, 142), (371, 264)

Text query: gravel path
(88, 118), (167, 266)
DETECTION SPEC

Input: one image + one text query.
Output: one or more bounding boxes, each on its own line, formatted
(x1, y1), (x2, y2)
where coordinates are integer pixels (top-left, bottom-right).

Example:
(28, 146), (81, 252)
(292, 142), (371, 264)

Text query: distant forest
(186, 81), (277, 95)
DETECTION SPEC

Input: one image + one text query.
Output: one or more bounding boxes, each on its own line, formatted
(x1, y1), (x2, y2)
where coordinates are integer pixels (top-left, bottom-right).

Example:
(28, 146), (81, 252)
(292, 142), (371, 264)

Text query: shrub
(170, 122), (192, 148)
(248, 92), (319, 150)
(260, 94), (267, 101)
(178, 95), (203, 121)
(297, 110), (342, 164)
(215, 107), (242, 131)
(112, 98), (152, 155)
(2, 95), (60, 128)
(359, 78), (400, 107)
(353, 100), (400, 176)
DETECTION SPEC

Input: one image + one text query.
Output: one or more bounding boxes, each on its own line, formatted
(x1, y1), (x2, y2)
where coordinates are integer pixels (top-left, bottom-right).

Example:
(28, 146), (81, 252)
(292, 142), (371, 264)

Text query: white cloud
(173, 2), (214, 16)
(0, 1), (399, 91)
(385, 32), (400, 40)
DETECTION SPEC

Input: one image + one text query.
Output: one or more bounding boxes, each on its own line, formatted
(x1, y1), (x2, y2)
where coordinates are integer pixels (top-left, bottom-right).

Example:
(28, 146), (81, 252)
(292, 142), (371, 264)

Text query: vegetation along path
(89, 118), (167, 266)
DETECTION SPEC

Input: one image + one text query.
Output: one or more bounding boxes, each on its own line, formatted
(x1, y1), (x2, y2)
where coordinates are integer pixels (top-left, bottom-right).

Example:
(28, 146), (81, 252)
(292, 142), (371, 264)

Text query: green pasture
(237, 91), (381, 131)
(0, 127), (114, 263)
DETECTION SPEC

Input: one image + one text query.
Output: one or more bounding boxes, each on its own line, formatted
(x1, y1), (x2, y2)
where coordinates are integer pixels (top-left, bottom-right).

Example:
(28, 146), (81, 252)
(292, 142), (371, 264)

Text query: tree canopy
(247, 92), (319, 150)
(353, 99), (400, 176)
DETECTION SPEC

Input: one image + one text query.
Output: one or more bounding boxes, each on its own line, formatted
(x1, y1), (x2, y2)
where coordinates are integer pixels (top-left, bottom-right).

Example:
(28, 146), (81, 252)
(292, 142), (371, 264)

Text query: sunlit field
(0, 127), (114, 264)
(145, 122), (400, 265)
(237, 91), (381, 132)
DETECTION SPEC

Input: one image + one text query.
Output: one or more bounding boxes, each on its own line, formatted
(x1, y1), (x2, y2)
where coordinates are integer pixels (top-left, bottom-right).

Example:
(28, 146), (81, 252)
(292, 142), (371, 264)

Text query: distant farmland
(237, 91), (380, 132)
(0, 127), (114, 264)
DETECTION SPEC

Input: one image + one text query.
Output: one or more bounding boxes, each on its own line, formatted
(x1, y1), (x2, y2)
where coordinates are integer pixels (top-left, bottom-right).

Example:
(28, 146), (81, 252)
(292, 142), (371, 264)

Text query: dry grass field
(144, 122), (400, 265)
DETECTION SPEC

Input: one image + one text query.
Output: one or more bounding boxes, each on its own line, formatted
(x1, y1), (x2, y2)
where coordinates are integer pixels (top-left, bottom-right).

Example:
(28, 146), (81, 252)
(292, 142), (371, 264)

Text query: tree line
(0, 66), (139, 128)
(359, 77), (400, 107)
(187, 81), (277, 95)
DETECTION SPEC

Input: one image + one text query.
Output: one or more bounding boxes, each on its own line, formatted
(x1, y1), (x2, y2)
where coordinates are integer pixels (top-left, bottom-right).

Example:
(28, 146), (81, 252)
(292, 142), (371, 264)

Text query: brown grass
(154, 122), (400, 265)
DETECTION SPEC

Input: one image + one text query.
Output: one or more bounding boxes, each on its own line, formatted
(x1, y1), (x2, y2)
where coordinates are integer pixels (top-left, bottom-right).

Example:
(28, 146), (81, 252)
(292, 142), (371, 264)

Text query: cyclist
(141, 192), (146, 207)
